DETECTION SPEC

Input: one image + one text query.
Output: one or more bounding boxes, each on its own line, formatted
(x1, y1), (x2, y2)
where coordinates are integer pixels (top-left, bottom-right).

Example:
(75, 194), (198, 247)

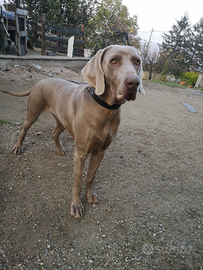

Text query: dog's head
(82, 45), (145, 104)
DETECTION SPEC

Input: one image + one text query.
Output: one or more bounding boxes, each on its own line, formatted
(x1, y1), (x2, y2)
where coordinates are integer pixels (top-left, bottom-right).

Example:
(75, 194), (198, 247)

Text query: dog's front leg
(70, 150), (88, 218)
(85, 149), (105, 203)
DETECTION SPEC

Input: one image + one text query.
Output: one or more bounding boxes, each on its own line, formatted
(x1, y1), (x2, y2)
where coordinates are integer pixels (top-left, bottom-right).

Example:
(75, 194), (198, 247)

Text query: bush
(182, 72), (199, 87)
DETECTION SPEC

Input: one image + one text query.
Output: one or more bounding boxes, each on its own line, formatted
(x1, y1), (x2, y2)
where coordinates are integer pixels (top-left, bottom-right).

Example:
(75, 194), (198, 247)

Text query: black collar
(88, 87), (121, 110)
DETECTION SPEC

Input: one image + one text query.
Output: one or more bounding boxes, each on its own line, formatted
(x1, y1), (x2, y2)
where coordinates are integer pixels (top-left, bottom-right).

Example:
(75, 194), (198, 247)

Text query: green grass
(151, 80), (203, 91)
(152, 80), (185, 88)
(151, 80), (203, 90)
(0, 120), (13, 125)
(21, 108), (27, 113)
(0, 120), (23, 126)
(33, 119), (41, 127)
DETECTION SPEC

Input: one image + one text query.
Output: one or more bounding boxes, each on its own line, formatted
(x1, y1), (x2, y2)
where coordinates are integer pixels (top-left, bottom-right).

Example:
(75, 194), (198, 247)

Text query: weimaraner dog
(0, 45), (145, 218)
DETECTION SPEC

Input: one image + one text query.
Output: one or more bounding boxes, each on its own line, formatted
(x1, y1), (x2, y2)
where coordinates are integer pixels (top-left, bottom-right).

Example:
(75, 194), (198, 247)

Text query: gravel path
(0, 66), (203, 269)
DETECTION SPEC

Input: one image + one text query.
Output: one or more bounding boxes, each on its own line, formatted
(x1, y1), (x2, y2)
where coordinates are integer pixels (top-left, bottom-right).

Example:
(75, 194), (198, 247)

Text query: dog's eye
(110, 58), (117, 64)
(135, 59), (140, 65)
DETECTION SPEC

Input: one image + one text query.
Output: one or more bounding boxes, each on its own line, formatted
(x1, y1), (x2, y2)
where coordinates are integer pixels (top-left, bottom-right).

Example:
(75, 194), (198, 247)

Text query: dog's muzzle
(124, 76), (140, 101)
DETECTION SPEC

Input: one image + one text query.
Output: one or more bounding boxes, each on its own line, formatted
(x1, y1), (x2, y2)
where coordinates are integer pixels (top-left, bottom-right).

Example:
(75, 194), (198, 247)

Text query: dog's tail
(0, 88), (32, 97)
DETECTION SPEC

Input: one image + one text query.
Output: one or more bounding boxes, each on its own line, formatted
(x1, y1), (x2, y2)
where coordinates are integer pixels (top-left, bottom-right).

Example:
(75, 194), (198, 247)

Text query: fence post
(80, 24), (84, 57)
(56, 30), (59, 52)
(62, 25), (64, 52)
(34, 22), (38, 44)
(41, 13), (45, 55)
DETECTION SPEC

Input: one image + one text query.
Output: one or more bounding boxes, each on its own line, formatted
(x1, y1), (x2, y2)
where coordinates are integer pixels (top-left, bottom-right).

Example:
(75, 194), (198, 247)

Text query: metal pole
(146, 28), (153, 53)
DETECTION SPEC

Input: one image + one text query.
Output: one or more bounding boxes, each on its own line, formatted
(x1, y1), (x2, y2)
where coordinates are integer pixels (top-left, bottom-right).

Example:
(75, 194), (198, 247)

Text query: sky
(122, 0), (203, 44)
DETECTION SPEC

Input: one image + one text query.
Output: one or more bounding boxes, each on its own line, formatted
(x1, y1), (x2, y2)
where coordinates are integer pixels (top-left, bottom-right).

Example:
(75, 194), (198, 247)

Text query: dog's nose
(124, 77), (140, 89)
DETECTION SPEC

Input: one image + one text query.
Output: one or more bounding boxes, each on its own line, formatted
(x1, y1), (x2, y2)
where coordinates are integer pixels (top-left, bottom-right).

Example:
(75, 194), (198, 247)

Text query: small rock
(35, 132), (43, 136)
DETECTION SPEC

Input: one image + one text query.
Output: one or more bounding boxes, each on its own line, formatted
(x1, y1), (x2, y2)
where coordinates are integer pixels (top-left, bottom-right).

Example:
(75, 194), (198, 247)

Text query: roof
(0, 6), (15, 21)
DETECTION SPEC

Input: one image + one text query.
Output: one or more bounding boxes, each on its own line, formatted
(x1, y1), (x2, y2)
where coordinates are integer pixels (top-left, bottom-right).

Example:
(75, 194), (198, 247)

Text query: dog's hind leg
(13, 95), (45, 154)
(13, 114), (39, 154)
(52, 117), (66, 155)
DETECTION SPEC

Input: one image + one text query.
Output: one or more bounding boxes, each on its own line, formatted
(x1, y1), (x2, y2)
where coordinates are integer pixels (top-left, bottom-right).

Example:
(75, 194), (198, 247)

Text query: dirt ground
(0, 65), (202, 270)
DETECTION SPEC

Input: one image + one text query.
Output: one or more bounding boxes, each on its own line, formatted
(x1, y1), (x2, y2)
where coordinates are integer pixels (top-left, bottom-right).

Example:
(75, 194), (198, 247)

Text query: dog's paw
(86, 193), (100, 204)
(57, 147), (66, 155)
(70, 202), (84, 218)
(13, 145), (23, 155)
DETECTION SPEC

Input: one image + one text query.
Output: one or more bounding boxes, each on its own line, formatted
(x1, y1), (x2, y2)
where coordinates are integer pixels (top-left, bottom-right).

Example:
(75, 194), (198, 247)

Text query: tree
(191, 17), (203, 71)
(156, 48), (186, 78)
(85, 0), (140, 53)
(160, 14), (203, 75)
(161, 13), (192, 75)
(22, 0), (140, 54)
(141, 42), (159, 80)
(23, 0), (96, 28)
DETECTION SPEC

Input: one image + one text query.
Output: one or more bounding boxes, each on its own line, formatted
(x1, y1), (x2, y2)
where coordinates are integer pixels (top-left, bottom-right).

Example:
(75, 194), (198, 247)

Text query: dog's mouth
(115, 87), (137, 103)
(126, 90), (137, 101)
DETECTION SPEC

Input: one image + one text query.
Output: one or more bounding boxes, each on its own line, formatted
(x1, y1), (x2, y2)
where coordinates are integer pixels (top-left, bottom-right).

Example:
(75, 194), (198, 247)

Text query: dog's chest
(93, 114), (120, 150)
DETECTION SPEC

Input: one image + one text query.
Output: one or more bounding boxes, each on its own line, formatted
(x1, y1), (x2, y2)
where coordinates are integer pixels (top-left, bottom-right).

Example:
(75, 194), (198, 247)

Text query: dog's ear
(82, 48), (108, 95)
(132, 47), (145, 95)
(138, 64), (145, 95)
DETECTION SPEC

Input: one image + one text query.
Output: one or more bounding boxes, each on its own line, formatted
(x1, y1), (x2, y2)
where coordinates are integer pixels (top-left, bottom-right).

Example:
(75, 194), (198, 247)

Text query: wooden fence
(27, 14), (84, 57)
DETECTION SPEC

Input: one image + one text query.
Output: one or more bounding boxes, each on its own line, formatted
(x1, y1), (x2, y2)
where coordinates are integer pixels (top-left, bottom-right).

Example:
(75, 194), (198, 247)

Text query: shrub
(182, 72), (199, 87)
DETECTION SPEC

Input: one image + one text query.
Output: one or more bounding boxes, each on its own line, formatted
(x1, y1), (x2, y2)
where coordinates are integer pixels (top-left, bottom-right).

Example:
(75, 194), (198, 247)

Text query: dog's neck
(100, 83), (123, 106)
(88, 87), (121, 110)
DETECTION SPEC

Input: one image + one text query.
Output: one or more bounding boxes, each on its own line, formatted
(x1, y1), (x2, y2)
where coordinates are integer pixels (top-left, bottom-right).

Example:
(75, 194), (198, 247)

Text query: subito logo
(142, 243), (153, 255)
